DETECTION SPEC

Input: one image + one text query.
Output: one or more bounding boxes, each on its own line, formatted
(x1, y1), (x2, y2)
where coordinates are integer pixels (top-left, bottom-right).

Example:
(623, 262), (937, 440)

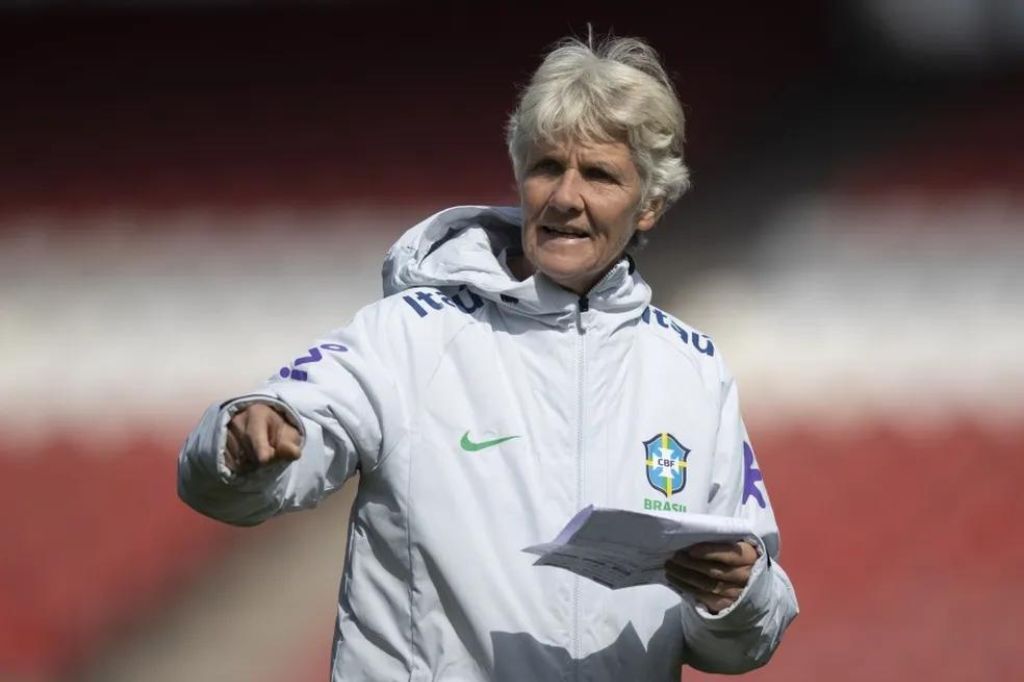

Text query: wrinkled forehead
(524, 135), (634, 163)
(524, 118), (635, 164)
(533, 118), (628, 151)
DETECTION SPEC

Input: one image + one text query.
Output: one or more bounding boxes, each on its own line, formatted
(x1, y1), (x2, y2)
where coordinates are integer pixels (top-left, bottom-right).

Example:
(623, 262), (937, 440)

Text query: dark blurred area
(2, 2), (1022, 681)
(3, 1), (835, 210)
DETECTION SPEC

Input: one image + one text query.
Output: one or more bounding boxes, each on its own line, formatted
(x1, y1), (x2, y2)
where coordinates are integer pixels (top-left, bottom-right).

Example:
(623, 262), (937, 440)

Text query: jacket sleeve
(680, 360), (799, 673)
(177, 305), (406, 527)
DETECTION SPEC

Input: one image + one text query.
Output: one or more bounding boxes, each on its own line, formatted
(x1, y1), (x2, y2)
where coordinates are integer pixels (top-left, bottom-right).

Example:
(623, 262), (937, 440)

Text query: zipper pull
(578, 295), (590, 313)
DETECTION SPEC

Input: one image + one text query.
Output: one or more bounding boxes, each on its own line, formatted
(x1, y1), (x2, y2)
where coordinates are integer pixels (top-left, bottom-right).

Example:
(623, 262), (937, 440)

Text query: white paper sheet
(523, 505), (756, 589)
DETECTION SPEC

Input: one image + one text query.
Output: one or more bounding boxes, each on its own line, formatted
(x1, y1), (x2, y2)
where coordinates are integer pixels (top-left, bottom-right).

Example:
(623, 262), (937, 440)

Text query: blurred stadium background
(2, 1), (1022, 680)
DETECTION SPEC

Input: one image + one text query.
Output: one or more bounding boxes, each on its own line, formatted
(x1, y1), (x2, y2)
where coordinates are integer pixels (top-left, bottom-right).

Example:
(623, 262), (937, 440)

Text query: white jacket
(178, 205), (798, 681)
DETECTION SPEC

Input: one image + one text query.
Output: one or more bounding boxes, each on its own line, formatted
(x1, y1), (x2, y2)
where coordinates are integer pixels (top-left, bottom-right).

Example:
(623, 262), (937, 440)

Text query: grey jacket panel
(178, 205), (798, 680)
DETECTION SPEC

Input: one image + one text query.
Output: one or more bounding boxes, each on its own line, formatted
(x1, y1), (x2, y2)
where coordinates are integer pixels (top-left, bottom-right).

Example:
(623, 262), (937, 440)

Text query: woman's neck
(506, 253), (535, 282)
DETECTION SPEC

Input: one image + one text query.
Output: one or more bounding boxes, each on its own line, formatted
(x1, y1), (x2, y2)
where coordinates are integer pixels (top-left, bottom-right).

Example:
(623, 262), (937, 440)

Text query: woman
(179, 36), (797, 680)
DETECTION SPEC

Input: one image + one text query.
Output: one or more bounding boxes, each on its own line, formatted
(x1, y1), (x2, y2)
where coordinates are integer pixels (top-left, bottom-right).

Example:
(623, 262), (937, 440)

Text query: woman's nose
(548, 171), (585, 213)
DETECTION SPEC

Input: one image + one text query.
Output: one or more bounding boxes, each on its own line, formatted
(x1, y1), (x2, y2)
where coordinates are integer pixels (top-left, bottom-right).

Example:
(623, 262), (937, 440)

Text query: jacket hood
(381, 205), (651, 322)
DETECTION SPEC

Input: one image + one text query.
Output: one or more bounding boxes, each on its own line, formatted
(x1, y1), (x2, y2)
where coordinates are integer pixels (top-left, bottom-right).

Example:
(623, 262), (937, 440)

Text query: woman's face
(517, 137), (658, 295)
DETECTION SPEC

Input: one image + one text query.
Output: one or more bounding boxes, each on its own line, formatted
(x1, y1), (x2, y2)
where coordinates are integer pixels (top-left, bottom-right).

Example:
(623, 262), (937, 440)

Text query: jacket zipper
(572, 293), (588, 676)
(570, 264), (619, 674)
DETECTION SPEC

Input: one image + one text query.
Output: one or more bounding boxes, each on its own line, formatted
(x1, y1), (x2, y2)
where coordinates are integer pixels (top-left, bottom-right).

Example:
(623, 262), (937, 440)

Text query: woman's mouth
(541, 225), (590, 239)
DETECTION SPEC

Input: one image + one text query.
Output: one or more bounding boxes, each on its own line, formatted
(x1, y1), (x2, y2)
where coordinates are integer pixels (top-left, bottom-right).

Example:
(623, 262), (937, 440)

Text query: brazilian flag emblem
(644, 432), (689, 498)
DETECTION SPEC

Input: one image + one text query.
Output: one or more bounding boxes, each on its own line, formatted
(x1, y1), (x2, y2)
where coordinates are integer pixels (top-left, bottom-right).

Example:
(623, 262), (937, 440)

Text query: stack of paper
(524, 506), (755, 589)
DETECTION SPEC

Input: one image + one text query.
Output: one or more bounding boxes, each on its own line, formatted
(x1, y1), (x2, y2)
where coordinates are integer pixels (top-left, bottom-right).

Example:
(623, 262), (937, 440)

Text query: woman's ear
(636, 197), (664, 232)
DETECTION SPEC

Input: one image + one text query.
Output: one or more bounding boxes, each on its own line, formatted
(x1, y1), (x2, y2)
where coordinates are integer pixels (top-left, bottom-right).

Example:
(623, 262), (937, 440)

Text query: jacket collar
(382, 205), (652, 324)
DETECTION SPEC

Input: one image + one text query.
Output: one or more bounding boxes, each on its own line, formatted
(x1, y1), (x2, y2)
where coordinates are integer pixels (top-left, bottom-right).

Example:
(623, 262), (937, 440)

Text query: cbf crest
(644, 433), (690, 498)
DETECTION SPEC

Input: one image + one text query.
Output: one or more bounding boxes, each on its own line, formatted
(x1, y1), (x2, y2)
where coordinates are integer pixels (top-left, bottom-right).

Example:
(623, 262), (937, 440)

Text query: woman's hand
(224, 404), (302, 474)
(665, 541), (759, 614)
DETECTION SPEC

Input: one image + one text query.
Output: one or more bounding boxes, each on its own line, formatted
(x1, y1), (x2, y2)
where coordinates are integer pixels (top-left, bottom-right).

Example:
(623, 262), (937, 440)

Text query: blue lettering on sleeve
(402, 288), (485, 319)
(742, 442), (766, 508)
(403, 295), (428, 317)
(639, 306), (715, 357)
(692, 334), (715, 357)
(293, 347), (323, 366)
(452, 289), (484, 314)
(416, 291), (445, 310)
(652, 308), (670, 328)
(278, 343), (348, 381)
(669, 320), (689, 344)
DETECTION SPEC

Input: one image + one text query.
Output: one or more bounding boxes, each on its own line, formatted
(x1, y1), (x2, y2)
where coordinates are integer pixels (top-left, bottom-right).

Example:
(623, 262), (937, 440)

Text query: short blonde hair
(506, 35), (690, 215)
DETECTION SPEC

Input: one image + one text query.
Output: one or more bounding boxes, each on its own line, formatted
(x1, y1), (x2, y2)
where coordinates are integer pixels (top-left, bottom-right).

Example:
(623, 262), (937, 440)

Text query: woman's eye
(584, 167), (616, 183)
(531, 159), (562, 175)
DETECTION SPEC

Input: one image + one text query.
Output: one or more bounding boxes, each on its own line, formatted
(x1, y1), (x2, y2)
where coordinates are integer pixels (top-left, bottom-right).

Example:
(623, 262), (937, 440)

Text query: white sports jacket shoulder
(178, 205), (798, 681)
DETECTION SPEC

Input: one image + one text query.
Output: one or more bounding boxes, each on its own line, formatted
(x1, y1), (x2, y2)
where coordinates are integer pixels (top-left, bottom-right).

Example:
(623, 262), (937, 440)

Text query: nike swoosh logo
(460, 431), (519, 452)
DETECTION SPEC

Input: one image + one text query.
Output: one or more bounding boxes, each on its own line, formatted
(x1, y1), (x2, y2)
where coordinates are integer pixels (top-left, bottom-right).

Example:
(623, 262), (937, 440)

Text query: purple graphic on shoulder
(402, 288), (484, 318)
(639, 305), (715, 357)
(742, 442), (766, 508)
(279, 342), (348, 381)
